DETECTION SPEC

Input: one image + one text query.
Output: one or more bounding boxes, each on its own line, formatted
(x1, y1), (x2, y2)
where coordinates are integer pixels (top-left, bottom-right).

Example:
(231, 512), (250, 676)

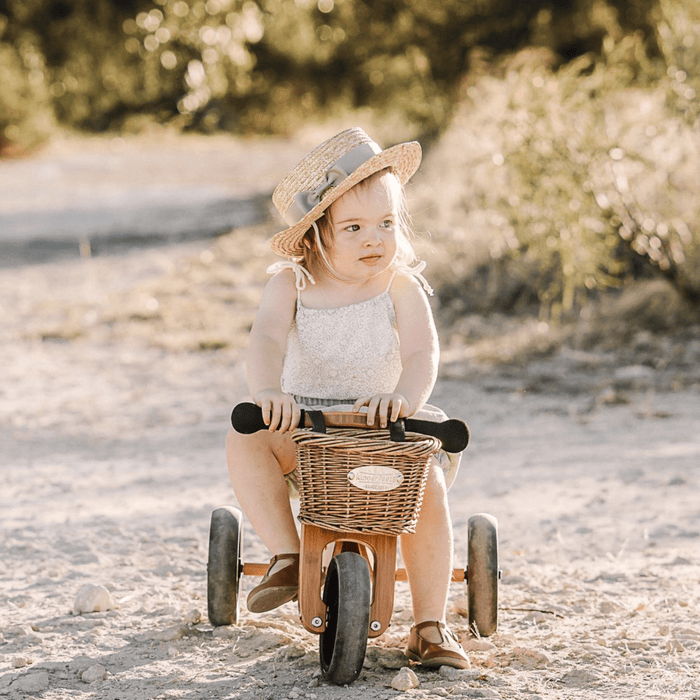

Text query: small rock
(167, 646), (180, 658)
(621, 640), (649, 650)
(68, 656), (97, 675)
(674, 627), (700, 640)
(560, 668), (602, 687)
(298, 650), (319, 667)
(505, 647), (551, 670)
(4, 625), (33, 637)
(81, 664), (108, 683)
(212, 626), (237, 639)
(183, 609), (201, 624)
(284, 646), (307, 659)
(11, 671), (50, 693)
(364, 646), (408, 669)
(10, 657), (32, 668)
(73, 584), (113, 615)
(463, 638), (497, 652)
(153, 624), (188, 642)
(666, 639), (685, 653)
(438, 666), (480, 681)
(391, 667), (419, 691)
(599, 600), (621, 614)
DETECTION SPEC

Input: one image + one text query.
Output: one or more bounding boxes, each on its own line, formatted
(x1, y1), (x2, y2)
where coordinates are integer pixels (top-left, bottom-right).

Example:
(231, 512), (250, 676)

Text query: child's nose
(363, 226), (382, 244)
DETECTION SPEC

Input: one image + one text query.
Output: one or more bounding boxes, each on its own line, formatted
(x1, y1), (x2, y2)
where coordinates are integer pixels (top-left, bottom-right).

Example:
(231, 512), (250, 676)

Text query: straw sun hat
(270, 127), (422, 258)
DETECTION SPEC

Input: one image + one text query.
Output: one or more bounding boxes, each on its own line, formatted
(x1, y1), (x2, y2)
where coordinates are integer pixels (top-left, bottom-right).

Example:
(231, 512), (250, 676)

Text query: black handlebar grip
(404, 418), (470, 453)
(230, 402), (269, 434)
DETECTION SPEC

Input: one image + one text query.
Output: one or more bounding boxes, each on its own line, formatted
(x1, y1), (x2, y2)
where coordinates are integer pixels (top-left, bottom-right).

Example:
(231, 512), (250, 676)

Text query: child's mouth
(360, 254), (383, 264)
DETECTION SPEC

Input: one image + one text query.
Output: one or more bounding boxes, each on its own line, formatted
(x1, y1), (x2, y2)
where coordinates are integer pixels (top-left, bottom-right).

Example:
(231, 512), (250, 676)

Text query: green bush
(654, 0), (700, 128)
(1, 0), (670, 144)
(416, 10), (700, 320)
(0, 19), (55, 153)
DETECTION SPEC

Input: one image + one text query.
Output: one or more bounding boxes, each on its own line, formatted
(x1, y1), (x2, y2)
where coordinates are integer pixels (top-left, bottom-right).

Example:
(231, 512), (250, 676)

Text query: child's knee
(225, 427), (262, 466)
(226, 427), (296, 475)
(427, 458), (448, 492)
(420, 461), (449, 512)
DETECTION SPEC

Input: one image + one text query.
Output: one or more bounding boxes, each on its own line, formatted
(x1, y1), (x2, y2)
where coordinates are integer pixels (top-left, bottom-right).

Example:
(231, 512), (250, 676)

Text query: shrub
(0, 21), (55, 153)
(417, 10), (700, 321)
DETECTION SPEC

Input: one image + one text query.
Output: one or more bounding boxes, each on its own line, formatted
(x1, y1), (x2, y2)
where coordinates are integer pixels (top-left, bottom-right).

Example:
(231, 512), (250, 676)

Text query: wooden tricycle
(207, 402), (499, 686)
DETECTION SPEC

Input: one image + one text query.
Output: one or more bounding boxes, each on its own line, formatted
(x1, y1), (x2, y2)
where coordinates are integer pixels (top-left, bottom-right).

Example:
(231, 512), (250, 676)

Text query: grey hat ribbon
(285, 141), (382, 225)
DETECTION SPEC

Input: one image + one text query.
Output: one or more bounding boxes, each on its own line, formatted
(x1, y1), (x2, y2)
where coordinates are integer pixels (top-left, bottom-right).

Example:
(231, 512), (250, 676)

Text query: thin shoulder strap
(384, 269), (398, 294)
(266, 261), (316, 299)
(390, 260), (434, 296)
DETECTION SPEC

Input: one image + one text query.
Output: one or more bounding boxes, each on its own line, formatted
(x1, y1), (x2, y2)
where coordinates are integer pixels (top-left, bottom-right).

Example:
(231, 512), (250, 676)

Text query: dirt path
(1, 136), (699, 699)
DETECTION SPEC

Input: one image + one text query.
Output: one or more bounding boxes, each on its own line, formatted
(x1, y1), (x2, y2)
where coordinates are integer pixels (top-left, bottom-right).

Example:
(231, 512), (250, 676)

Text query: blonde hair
(298, 169), (418, 280)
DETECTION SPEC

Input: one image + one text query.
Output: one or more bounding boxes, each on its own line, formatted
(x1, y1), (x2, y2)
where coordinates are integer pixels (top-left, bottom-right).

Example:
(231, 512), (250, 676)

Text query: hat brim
(270, 140), (421, 258)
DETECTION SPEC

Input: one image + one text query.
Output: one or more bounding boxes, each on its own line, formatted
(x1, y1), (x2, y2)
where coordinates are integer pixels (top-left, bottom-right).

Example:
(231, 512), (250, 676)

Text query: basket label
(347, 465), (404, 492)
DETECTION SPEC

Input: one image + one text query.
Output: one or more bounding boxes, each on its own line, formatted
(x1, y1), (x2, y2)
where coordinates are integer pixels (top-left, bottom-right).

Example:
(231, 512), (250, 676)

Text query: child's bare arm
(354, 274), (438, 426)
(246, 271), (300, 432)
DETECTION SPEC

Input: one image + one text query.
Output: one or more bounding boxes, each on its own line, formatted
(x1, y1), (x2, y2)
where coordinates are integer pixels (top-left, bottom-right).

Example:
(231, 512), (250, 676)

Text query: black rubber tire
(467, 513), (499, 637)
(207, 506), (243, 626)
(319, 551), (371, 686)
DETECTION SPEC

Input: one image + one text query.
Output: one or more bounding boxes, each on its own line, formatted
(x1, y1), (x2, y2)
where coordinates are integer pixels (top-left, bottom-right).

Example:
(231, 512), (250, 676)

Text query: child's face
(326, 177), (398, 282)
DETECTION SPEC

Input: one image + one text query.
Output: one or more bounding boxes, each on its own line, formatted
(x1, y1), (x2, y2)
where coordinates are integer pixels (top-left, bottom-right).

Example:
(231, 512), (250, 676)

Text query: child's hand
(353, 393), (409, 428)
(255, 389), (300, 433)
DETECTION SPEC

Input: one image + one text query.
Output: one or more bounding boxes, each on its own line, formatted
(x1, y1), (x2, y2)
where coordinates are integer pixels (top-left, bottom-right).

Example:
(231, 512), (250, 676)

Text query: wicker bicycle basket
(292, 427), (441, 535)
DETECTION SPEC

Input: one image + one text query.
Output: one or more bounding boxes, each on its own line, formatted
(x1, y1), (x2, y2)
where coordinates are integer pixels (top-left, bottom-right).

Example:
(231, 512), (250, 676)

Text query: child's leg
(400, 459), (453, 641)
(225, 428), (300, 555)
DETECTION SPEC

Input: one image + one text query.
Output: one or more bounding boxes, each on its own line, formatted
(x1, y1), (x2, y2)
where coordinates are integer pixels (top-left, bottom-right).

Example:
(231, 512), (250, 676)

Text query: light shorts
(286, 396), (463, 497)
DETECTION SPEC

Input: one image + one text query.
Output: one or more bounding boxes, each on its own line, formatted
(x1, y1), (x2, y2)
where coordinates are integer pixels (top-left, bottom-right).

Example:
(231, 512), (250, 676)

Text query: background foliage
(417, 1), (700, 323)
(0, 0), (673, 141)
(1, 0), (698, 318)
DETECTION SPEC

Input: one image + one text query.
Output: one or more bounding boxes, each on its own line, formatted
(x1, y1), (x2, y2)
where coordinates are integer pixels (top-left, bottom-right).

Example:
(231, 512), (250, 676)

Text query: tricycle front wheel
(319, 551), (371, 685)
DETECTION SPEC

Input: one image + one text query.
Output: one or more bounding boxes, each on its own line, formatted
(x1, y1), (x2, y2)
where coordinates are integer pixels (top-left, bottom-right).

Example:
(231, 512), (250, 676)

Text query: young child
(226, 127), (468, 669)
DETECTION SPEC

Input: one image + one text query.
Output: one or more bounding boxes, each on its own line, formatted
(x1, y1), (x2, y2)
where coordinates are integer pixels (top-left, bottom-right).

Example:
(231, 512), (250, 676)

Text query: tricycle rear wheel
(467, 513), (499, 637)
(207, 506), (243, 626)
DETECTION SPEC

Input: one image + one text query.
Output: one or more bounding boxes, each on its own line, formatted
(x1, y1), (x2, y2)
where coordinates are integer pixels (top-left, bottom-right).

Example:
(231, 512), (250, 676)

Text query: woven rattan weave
(292, 427), (440, 535)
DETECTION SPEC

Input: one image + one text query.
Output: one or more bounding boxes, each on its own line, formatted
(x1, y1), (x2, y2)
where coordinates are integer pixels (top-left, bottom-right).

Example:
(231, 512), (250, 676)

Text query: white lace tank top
(267, 261), (433, 401)
(281, 290), (402, 401)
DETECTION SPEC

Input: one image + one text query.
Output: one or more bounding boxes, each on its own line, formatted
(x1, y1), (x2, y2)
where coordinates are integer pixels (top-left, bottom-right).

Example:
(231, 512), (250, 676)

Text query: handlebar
(231, 402), (469, 453)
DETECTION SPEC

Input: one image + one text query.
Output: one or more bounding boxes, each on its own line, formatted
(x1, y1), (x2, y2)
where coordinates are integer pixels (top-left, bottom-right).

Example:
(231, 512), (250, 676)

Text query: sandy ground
(1, 135), (700, 700)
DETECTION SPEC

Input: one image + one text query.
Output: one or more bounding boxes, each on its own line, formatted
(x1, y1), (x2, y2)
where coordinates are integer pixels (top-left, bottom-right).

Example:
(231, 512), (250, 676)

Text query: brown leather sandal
(246, 553), (300, 613)
(405, 620), (471, 669)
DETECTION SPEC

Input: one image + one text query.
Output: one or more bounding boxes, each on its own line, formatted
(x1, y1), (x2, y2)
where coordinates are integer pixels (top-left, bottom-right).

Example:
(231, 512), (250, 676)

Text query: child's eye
(345, 224), (360, 233)
(380, 219), (394, 229)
